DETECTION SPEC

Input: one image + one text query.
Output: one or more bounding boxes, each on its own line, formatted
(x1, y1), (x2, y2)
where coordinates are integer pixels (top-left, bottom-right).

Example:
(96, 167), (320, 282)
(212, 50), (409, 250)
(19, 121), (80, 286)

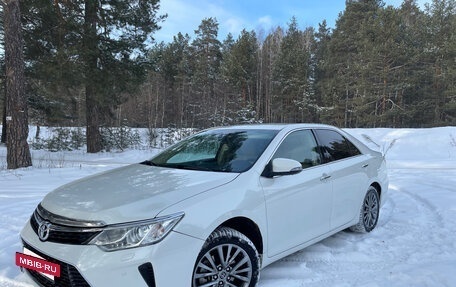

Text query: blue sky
(154, 0), (431, 43)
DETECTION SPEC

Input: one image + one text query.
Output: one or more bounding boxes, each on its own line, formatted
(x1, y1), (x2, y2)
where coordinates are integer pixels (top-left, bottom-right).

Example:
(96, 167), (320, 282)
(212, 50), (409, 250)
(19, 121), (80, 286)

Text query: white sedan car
(19, 124), (388, 287)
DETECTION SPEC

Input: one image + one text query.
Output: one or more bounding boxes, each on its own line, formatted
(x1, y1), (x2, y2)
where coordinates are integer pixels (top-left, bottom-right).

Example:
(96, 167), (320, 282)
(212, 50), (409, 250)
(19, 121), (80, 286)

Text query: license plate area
(16, 247), (61, 281)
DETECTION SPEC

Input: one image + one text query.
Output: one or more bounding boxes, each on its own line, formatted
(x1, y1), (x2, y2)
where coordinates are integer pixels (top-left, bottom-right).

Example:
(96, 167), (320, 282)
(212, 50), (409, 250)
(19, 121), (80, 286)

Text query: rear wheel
(192, 227), (260, 287)
(350, 186), (380, 233)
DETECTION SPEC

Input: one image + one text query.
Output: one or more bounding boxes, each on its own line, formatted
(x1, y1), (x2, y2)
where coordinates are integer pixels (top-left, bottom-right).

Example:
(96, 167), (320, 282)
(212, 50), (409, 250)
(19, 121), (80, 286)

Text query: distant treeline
(2, 0), (455, 130)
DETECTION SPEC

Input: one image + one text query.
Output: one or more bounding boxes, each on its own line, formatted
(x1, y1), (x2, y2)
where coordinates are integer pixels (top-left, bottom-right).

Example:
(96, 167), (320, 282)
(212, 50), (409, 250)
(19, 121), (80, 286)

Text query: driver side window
(273, 130), (322, 169)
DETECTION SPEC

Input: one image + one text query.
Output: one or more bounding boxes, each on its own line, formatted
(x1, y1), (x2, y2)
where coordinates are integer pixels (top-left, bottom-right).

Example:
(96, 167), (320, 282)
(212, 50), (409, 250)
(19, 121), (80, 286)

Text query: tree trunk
(2, 70), (6, 143)
(85, 80), (102, 153)
(84, 0), (102, 153)
(4, 0), (32, 169)
(1, 100), (6, 143)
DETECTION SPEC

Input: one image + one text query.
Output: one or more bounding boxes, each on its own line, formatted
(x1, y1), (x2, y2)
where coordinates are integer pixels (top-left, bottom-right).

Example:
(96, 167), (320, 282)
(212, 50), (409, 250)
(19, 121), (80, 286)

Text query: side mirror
(262, 158), (303, 178)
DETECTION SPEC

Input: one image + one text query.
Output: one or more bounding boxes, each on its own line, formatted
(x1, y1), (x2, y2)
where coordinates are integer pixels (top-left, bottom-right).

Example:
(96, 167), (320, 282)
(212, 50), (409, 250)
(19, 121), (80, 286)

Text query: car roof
(209, 123), (337, 132)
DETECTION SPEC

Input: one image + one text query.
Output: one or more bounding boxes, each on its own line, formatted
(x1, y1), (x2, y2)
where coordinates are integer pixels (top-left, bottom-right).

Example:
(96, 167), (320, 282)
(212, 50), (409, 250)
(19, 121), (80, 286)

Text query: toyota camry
(18, 124), (388, 287)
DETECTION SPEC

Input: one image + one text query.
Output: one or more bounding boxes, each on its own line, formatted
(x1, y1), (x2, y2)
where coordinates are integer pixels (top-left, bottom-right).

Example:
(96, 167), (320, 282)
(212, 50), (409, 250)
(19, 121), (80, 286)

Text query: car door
(313, 129), (370, 229)
(260, 129), (333, 257)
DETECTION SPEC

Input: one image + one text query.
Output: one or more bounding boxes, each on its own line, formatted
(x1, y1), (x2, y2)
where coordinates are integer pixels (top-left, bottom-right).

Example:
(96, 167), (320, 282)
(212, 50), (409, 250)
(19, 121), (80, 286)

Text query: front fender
(158, 172), (268, 244)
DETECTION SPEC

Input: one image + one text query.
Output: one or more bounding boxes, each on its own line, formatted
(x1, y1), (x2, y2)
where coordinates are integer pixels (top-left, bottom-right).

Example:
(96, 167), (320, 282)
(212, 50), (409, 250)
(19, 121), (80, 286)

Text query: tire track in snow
(398, 188), (444, 228)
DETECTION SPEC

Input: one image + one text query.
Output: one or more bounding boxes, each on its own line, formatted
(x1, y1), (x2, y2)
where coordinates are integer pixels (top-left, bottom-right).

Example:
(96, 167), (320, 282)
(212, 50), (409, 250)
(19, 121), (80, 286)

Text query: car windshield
(145, 129), (278, 173)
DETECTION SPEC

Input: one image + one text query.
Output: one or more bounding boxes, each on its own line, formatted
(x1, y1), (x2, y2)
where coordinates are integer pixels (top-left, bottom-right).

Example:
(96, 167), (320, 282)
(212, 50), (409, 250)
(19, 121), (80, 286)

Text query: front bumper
(20, 219), (204, 287)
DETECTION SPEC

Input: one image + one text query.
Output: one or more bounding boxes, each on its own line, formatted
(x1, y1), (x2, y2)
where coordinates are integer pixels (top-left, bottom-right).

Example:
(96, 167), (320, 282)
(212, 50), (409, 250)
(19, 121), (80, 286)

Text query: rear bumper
(379, 159), (389, 207)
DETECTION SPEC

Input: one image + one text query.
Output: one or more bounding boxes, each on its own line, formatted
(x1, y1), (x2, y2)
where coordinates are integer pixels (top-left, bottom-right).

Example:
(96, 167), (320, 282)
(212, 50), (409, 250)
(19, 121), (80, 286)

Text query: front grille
(23, 241), (91, 287)
(30, 209), (102, 245)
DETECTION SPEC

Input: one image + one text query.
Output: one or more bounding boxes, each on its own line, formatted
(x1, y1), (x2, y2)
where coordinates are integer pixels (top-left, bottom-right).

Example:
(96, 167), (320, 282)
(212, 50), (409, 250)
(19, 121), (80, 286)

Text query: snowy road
(1, 127), (455, 287)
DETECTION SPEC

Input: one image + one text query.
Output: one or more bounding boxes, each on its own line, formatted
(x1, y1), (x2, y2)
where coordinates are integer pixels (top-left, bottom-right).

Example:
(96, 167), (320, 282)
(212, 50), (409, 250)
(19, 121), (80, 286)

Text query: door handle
(362, 164), (369, 168)
(320, 174), (331, 181)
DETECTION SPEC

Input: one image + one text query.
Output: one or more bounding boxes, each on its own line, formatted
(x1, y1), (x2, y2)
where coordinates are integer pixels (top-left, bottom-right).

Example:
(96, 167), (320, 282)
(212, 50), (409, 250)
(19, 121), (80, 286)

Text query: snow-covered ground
(1, 127), (455, 287)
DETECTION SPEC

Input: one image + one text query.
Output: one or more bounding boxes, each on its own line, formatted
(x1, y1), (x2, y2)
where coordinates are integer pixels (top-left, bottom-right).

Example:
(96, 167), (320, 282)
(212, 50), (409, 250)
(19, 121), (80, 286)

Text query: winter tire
(350, 186), (380, 233)
(192, 227), (260, 287)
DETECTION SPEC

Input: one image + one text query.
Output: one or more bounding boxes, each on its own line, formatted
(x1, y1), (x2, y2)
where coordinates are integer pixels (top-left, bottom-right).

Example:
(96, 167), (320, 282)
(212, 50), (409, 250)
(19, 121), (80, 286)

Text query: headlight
(89, 212), (184, 251)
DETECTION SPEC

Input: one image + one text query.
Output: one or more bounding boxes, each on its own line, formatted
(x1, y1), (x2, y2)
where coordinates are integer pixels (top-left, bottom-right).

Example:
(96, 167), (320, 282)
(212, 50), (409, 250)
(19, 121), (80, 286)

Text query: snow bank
(1, 127), (455, 287)
(347, 127), (456, 169)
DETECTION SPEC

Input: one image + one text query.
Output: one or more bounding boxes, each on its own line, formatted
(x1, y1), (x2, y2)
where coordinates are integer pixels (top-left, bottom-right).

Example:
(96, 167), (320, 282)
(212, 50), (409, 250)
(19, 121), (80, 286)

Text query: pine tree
(148, 33), (192, 127)
(190, 18), (222, 127)
(21, 0), (84, 126)
(396, 0), (428, 126)
(170, 33), (192, 127)
(323, 0), (384, 127)
(224, 30), (258, 102)
(21, 0), (165, 152)
(1, 4), (6, 144)
(3, 0), (32, 168)
(258, 27), (284, 122)
(273, 17), (314, 123)
(221, 30), (259, 123)
(313, 20), (332, 118)
(357, 5), (405, 127)
(424, 0), (456, 125)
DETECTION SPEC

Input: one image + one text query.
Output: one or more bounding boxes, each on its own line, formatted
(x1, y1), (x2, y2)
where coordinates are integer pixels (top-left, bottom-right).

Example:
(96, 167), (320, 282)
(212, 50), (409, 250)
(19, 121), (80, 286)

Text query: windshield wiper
(141, 161), (213, 171)
(172, 164), (212, 171)
(140, 160), (158, 166)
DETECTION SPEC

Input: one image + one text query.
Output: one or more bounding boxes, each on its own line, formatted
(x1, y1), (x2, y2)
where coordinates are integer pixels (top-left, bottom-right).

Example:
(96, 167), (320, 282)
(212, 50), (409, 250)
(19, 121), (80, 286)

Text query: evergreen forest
(1, 0), (455, 134)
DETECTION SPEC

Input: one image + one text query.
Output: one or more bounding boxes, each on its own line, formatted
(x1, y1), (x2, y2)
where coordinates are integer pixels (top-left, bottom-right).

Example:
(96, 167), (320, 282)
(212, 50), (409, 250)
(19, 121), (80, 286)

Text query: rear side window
(314, 129), (361, 162)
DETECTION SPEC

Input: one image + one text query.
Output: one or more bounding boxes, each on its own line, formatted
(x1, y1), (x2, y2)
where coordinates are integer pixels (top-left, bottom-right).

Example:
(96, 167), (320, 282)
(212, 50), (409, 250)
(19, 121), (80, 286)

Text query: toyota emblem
(38, 221), (52, 241)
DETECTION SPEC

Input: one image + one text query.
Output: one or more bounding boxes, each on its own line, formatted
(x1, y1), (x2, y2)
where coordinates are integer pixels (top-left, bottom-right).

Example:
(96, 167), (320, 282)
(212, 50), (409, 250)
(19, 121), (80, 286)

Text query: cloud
(154, 0), (434, 43)
(156, 0), (244, 42)
(155, 0), (209, 42)
(224, 18), (245, 35)
(258, 16), (273, 26)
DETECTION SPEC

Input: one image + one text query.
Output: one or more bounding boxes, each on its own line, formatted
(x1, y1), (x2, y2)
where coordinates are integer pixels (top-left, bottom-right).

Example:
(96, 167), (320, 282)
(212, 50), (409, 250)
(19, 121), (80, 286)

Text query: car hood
(40, 164), (239, 225)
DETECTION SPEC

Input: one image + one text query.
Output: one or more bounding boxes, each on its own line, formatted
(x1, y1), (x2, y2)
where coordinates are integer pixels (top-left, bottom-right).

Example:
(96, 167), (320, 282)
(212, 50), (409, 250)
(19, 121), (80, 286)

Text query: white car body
(20, 124), (388, 287)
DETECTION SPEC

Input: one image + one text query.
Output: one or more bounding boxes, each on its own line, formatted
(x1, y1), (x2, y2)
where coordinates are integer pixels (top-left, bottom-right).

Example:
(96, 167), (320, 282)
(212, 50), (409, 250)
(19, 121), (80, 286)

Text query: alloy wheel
(193, 243), (253, 287)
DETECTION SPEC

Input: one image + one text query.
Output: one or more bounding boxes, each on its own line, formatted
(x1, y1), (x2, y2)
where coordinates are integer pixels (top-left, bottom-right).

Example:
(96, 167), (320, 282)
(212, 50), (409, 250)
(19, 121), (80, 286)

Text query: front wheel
(192, 227), (260, 287)
(350, 186), (380, 233)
